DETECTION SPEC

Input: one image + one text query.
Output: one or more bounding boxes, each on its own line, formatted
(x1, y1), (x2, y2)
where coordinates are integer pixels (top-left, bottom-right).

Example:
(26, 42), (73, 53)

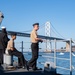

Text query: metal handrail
(42, 55), (70, 61)
(54, 39), (72, 75)
(56, 57), (70, 61)
(72, 52), (75, 56)
(14, 39), (73, 75)
(56, 66), (70, 71)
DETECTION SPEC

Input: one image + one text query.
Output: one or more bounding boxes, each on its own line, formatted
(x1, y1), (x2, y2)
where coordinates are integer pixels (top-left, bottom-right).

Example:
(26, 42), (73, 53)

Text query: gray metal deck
(0, 65), (61, 75)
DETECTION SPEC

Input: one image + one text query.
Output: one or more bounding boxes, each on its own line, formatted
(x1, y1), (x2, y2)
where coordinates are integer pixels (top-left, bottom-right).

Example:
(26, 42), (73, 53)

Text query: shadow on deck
(0, 65), (62, 75)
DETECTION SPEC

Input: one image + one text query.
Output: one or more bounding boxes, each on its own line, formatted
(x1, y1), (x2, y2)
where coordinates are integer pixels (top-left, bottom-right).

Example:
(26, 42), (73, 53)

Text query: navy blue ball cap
(33, 23), (39, 26)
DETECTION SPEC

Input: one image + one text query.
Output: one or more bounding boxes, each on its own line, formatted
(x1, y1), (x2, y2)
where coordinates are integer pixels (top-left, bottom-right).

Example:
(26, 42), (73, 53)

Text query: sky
(0, 0), (75, 51)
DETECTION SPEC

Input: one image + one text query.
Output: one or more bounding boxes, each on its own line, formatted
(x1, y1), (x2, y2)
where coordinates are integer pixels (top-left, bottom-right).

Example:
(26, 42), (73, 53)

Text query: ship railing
(14, 39), (73, 75)
(41, 39), (72, 75)
(71, 39), (75, 73)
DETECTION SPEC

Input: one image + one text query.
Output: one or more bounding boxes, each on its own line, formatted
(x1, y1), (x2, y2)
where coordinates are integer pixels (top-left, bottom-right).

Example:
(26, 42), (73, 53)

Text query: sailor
(0, 26), (9, 64)
(6, 33), (28, 69)
(28, 23), (43, 70)
(1, 26), (10, 53)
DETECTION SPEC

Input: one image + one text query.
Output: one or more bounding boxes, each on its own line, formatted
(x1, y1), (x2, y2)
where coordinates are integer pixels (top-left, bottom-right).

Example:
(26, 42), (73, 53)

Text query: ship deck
(0, 64), (61, 75)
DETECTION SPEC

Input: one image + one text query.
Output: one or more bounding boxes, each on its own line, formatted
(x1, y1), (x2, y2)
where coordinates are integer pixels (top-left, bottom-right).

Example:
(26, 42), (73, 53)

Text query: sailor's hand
(40, 39), (43, 43)
(38, 39), (43, 43)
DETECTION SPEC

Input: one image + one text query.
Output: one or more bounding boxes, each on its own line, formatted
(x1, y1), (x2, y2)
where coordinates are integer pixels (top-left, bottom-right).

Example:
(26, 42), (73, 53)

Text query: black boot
(25, 61), (29, 71)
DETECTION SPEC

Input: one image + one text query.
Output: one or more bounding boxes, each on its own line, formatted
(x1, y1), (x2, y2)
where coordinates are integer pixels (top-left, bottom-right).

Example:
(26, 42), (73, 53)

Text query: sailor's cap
(1, 26), (6, 29)
(33, 23), (39, 26)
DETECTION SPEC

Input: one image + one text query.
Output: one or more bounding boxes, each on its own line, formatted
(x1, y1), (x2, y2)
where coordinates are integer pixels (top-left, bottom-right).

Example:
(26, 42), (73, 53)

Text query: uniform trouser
(0, 49), (4, 64)
(29, 43), (39, 69)
(8, 49), (27, 66)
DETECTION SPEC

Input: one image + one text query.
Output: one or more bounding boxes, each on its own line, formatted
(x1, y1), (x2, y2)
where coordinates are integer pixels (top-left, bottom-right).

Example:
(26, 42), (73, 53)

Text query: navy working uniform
(0, 32), (8, 64)
(6, 33), (27, 68)
(28, 23), (43, 71)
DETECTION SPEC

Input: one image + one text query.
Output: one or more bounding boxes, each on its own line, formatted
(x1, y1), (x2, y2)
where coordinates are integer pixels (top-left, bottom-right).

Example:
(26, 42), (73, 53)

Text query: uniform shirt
(6, 39), (14, 50)
(0, 32), (8, 50)
(30, 29), (38, 43)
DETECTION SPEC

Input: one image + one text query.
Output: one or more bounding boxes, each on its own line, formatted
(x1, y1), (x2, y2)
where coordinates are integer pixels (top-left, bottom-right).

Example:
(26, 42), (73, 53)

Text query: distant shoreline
(23, 51), (75, 53)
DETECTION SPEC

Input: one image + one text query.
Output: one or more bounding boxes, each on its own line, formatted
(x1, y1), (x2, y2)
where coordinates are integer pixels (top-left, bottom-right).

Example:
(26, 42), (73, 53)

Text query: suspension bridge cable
(50, 22), (66, 39)
(20, 30), (32, 33)
(51, 27), (60, 37)
(39, 23), (45, 30)
(20, 23), (45, 33)
(51, 25), (65, 37)
(18, 22), (66, 39)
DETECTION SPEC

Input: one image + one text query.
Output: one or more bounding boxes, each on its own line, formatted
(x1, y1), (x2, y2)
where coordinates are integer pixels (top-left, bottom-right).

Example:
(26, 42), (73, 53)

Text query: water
(14, 52), (75, 75)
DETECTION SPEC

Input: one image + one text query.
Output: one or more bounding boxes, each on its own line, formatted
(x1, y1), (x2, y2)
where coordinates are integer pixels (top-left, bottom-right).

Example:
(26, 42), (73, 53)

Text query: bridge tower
(45, 21), (52, 52)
